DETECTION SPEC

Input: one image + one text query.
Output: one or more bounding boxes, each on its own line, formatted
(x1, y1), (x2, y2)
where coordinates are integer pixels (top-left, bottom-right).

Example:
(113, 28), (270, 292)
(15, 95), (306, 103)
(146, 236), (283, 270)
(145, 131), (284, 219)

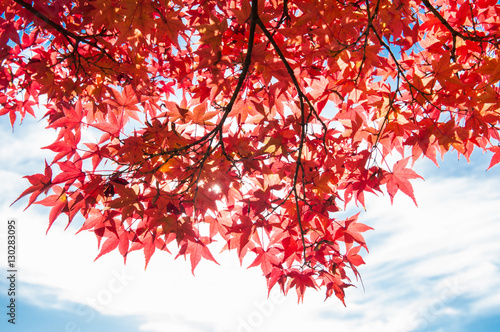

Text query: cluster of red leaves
(2, 0), (500, 303)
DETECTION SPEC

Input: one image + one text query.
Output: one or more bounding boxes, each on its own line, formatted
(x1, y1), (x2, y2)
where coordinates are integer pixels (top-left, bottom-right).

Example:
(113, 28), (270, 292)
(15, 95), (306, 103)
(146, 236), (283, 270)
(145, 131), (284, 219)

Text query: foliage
(2, 0), (500, 303)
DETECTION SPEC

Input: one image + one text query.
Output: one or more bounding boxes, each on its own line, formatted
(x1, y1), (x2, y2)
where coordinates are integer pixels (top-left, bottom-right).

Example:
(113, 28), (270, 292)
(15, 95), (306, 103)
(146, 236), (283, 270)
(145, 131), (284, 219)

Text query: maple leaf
(247, 247), (281, 276)
(281, 236), (300, 266)
(346, 245), (366, 267)
(224, 215), (259, 263)
(335, 213), (374, 251)
(46, 100), (84, 130)
(318, 271), (351, 305)
(92, 109), (123, 137)
(487, 146), (500, 170)
(382, 158), (424, 206)
(287, 269), (318, 303)
(52, 159), (85, 186)
(94, 235), (120, 261)
(265, 266), (288, 296)
(187, 102), (218, 125)
(42, 130), (81, 163)
(35, 185), (68, 233)
(12, 161), (52, 208)
(176, 237), (219, 275)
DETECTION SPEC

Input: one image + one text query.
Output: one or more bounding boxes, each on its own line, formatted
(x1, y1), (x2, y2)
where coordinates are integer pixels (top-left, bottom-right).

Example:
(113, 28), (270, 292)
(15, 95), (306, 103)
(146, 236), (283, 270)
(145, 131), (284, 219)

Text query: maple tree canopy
(2, 0), (500, 303)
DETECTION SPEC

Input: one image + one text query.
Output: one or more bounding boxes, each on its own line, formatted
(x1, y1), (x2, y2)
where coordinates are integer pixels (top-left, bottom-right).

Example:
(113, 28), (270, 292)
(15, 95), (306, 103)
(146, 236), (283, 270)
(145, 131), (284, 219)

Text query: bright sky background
(1, 112), (500, 332)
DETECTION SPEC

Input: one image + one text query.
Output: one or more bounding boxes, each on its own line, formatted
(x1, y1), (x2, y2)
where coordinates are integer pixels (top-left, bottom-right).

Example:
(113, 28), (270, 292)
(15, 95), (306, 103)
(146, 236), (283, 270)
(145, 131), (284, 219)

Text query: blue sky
(1, 113), (500, 332)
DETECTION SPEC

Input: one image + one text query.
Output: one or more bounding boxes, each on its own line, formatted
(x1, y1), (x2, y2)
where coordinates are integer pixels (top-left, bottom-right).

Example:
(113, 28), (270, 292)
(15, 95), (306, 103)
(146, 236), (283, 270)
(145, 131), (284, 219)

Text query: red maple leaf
(35, 185), (68, 233)
(11, 161), (52, 208)
(383, 157), (424, 205)
(287, 269), (318, 303)
(487, 146), (500, 170)
(103, 86), (141, 122)
(176, 237), (219, 275)
(247, 247), (281, 276)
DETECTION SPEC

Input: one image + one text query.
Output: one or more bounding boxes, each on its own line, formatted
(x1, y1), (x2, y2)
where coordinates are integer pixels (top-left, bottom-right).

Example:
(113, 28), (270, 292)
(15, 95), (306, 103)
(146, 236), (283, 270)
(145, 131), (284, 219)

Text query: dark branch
(13, 0), (117, 65)
(13, 0), (81, 42)
(255, 15), (315, 263)
(148, 0), (259, 167)
(421, 0), (498, 43)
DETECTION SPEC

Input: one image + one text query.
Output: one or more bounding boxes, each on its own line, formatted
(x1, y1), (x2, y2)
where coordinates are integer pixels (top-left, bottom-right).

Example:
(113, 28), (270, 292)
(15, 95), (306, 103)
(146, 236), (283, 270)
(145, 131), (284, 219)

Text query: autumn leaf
(287, 269), (318, 303)
(247, 247), (281, 276)
(11, 161), (52, 208)
(487, 146), (500, 170)
(94, 235), (120, 261)
(103, 86), (141, 122)
(176, 237), (219, 275)
(335, 213), (374, 251)
(35, 185), (68, 233)
(188, 102), (218, 125)
(383, 157), (424, 205)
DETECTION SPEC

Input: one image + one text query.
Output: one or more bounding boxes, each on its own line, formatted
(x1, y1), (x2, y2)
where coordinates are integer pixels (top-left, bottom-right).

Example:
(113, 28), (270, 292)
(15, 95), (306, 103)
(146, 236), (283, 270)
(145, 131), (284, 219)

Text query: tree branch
(13, 0), (117, 65)
(255, 15), (315, 263)
(421, 0), (498, 43)
(13, 0), (81, 42)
